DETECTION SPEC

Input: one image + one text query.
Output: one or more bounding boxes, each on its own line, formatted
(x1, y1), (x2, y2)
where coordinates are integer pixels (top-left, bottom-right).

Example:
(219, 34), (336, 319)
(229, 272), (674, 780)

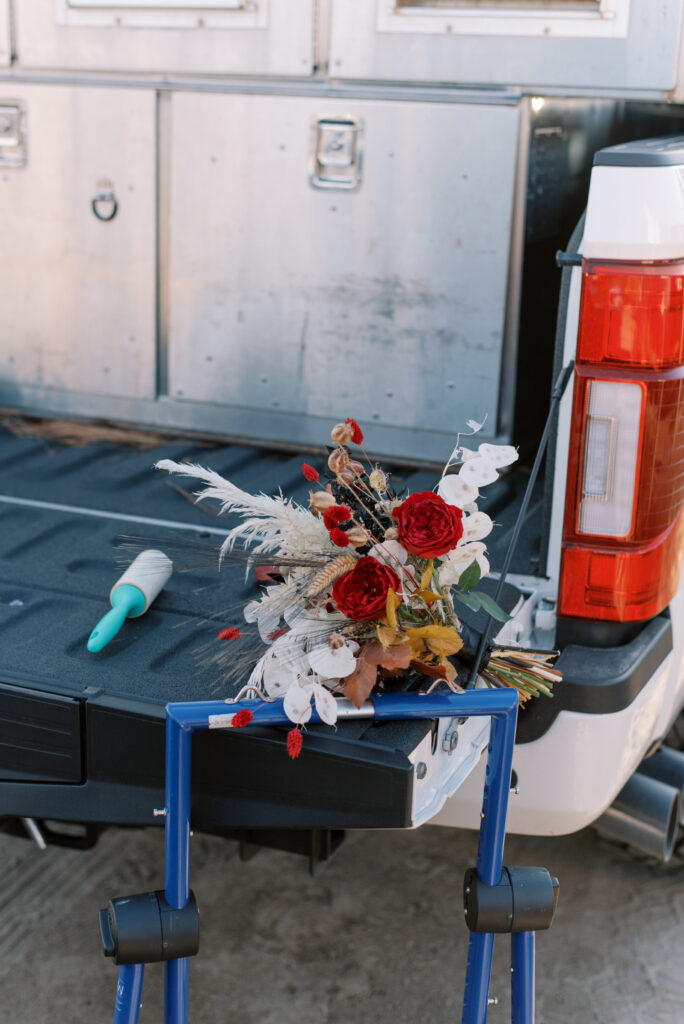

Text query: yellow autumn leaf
(414, 589), (443, 605)
(376, 624), (405, 649)
(407, 635), (428, 659)
(427, 636), (463, 659)
(420, 560), (434, 591)
(405, 625), (463, 659)
(384, 589), (402, 630)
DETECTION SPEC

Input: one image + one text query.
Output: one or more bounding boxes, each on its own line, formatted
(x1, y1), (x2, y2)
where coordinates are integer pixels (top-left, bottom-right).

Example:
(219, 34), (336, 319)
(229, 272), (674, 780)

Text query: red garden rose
(392, 491), (463, 558)
(332, 556), (401, 621)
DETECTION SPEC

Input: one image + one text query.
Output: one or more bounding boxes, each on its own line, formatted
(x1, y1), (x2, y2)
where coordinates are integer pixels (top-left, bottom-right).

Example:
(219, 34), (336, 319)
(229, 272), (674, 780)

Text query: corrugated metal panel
(0, 84), (156, 401)
(167, 92), (520, 460)
(14, 0), (315, 76)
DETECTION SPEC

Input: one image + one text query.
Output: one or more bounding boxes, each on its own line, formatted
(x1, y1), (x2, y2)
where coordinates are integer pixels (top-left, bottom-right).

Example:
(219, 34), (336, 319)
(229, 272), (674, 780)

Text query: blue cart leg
(511, 932), (535, 1024)
(462, 932), (495, 1024)
(113, 963), (144, 1024)
(164, 958), (189, 1024)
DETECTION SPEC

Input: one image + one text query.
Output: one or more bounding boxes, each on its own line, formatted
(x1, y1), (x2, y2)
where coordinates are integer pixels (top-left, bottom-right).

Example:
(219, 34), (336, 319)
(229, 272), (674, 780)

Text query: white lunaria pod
(312, 683), (338, 725)
(458, 447), (481, 461)
(369, 539), (408, 567)
(478, 443), (518, 468)
(437, 474), (479, 508)
(461, 511), (493, 543)
(284, 684), (313, 725)
(263, 650), (303, 697)
(459, 457), (499, 487)
(439, 542), (489, 585)
(308, 641), (358, 679)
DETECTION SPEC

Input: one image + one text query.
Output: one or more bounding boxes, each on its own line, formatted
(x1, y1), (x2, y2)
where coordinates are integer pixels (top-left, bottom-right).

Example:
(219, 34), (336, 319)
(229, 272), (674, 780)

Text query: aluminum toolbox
(0, 84), (156, 402)
(0, 427), (528, 833)
(0, 81), (522, 462)
(13, 0), (315, 76)
(330, 0), (681, 93)
(164, 92), (520, 461)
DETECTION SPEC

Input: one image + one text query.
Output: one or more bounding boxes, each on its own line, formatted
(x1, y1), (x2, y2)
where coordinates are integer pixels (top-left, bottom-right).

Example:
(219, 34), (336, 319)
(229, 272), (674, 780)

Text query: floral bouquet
(157, 418), (558, 758)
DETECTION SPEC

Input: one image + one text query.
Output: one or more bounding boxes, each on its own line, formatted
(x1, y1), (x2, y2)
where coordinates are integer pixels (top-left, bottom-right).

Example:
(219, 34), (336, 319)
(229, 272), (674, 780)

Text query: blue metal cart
(100, 688), (558, 1024)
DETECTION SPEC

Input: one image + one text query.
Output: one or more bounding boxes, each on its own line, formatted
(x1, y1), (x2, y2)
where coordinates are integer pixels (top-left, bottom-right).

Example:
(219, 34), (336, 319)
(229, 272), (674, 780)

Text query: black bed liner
(0, 428), (536, 832)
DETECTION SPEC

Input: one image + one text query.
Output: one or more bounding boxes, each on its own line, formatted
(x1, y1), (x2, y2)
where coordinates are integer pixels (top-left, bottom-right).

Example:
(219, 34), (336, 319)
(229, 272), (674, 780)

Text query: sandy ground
(0, 821), (682, 1023)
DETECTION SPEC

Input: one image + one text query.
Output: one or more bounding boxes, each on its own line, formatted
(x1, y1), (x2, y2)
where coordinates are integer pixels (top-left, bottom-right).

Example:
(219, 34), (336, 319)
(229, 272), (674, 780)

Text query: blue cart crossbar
(107, 688), (547, 1024)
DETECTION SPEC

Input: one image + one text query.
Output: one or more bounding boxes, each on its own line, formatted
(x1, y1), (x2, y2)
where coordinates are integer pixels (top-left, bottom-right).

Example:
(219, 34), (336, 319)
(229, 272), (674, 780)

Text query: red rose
(332, 556), (401, 621)
(392, 491), (463, 558)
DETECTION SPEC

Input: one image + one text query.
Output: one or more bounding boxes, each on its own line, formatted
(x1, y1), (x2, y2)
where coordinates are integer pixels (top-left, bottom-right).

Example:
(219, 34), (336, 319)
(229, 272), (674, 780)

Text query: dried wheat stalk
(304, 554), (356, 597)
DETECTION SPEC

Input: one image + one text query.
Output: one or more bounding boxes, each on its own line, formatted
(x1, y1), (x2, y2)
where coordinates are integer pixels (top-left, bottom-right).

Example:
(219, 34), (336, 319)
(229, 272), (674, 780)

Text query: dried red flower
(330, 528), (350, 548)
(267, 627), (289, 642)
(345, 418), (364, 444)
(217, 627), (242, 641)
(301, 462), (319, 482)
(392, 491), (463, 558)
(231, 709), (253, 728)
(323, 505), (352, 529)
(332, 556), (401, 621)
(287, 728), (303, 759)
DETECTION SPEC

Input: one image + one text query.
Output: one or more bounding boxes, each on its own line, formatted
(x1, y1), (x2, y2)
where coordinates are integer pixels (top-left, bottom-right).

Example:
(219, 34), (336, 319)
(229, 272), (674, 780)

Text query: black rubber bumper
(516, 613), (673, 744)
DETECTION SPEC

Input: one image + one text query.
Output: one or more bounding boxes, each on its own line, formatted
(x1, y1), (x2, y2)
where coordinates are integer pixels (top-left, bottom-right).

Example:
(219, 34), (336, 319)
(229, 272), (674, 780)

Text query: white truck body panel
(14, 0), (314, 76)
(331, 0), (680, 92)
(0, 84), (157, 402)
(435, 151), (684, 834)
(0, 1), (9, 68)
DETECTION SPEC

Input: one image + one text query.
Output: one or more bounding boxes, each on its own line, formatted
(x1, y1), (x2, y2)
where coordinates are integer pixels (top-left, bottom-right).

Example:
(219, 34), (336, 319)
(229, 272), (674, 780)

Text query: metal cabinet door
(166, 92), (520, 461)
(330, 0), (682, 93)
(0, 1), (9, 67)
(0, 85), (156, 404)
(14, 0), (314, 77)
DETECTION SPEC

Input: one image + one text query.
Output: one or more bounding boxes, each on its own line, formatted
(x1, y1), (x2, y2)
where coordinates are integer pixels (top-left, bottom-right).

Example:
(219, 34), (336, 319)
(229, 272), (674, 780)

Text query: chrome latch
(310, 116), (362, 191)
(0, 104), (26, 168)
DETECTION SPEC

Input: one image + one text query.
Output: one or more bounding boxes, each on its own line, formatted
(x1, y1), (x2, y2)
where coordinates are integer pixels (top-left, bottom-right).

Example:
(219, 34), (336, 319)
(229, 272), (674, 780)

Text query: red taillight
(559, 260), (684, 622)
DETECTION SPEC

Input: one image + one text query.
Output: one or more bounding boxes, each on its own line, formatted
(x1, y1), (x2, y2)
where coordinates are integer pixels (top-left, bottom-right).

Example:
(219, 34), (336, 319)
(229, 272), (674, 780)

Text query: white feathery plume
(155, 459), (334, 559)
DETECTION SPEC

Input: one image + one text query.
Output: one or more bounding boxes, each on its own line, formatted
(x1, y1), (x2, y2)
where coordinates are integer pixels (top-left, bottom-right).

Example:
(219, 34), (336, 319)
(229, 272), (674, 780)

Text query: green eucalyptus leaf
(453, 591), (482, 613)
(475, 591), (511, 623)
(457, 560), (481, 592)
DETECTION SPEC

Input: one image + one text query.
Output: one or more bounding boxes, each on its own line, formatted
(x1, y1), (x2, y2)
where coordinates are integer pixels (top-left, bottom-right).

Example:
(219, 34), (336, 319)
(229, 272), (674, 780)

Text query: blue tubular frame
(112, 688), (538, 1024)
(114, 964), (144, 1024)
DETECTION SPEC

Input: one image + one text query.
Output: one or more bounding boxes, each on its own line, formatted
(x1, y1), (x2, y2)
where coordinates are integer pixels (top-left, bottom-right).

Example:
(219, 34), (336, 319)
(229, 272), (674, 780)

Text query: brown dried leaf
(343, 655), (378, 709)
(343, 641), (413, 708)
(365, 640), (412, 671)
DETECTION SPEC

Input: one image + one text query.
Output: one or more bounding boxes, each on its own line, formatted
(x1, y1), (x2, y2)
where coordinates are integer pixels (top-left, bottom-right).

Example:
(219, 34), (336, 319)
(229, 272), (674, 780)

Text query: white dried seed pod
(331, 422), (354, 445)
(458, 457), (498, 487)
(478, 443), (518, 468)
(437, 474), (479, 508)
(369, 468), (388, 491)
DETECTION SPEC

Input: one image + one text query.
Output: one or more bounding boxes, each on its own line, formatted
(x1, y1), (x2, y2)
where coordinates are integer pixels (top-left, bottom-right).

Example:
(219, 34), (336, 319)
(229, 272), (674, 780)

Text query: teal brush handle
(87, 584), (146, 653)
